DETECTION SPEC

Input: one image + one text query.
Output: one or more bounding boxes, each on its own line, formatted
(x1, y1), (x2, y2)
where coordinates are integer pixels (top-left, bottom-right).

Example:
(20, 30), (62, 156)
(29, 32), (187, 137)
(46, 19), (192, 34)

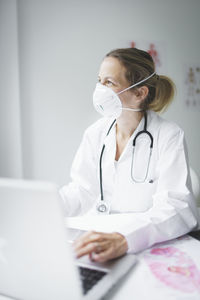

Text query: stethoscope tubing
(99, 119), (116, 201)
(99, 112), (153, 202)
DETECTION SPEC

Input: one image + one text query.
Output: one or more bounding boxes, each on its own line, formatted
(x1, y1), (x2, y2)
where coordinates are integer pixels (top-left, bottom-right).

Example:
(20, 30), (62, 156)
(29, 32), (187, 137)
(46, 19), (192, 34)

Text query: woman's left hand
(73, 231), (128, 262)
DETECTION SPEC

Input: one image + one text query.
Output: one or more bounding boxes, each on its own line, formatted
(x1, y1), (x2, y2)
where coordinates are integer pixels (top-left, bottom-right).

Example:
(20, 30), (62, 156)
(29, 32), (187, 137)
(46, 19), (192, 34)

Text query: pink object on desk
(144, 246), (200, 293)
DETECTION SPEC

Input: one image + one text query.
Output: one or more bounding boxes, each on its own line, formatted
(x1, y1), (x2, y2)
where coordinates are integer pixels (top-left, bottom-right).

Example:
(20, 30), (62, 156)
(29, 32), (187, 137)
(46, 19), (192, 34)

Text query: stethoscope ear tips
(149, 179), (154, 183)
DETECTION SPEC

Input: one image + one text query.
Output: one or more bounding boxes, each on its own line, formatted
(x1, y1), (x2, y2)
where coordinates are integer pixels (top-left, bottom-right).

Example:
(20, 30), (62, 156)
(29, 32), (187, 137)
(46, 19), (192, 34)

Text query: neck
(116, 111), (144, 139)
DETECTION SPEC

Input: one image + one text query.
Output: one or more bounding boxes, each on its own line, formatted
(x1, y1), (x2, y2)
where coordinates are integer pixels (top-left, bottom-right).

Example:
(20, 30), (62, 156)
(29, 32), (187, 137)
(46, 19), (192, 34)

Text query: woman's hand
(73, 231), (128, 262)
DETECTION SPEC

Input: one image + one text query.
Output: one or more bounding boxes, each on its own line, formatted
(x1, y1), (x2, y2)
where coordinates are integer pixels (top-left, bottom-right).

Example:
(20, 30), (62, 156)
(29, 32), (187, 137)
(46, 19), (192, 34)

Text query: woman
(60, 48), (199, 262)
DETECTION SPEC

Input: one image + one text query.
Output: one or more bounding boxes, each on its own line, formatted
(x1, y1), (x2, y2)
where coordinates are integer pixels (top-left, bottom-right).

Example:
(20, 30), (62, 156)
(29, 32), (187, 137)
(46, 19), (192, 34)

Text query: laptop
(0, 178), (137, 300)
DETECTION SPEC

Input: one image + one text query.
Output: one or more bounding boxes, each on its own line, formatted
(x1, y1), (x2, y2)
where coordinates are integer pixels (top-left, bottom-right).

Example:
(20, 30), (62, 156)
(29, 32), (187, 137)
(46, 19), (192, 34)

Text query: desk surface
(104, 231), (200, 300)
(0, 232), (199, 300)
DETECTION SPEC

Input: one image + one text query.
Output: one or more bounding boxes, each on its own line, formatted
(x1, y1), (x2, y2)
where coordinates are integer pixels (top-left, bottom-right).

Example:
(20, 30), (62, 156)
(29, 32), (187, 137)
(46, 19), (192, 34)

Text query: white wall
(0, 0), (22, 178)
(1, 0), (200, 186)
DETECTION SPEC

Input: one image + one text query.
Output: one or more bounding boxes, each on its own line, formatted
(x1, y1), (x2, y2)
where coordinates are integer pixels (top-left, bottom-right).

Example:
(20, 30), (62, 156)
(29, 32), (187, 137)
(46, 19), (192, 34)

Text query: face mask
(93, 71), (156, 118)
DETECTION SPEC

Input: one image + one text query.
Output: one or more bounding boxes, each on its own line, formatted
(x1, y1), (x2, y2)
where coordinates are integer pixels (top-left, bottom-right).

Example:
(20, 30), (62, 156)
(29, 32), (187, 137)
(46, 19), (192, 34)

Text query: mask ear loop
(122, 107), (142, 112)
(117, 72), (156, 95)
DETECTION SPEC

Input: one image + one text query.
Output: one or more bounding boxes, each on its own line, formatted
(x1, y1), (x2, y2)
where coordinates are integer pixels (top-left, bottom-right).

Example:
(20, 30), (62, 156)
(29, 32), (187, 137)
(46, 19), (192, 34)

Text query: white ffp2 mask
(93, 72), (156, 118)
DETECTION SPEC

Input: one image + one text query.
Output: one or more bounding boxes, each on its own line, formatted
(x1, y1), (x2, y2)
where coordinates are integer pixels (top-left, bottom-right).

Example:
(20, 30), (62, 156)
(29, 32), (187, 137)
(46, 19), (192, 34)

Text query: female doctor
(60, 48), (199, 262)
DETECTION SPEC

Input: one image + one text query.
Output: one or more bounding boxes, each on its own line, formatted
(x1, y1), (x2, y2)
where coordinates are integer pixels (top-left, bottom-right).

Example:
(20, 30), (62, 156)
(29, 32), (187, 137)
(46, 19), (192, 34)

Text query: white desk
(66, 209), (200, 299)
(1, 233), (199, 300)
(104, 233), (200, 300)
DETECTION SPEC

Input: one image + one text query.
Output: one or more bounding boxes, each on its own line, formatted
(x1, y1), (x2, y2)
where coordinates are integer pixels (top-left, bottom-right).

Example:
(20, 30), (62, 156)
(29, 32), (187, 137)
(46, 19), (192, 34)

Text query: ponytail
(149, 75), (176, 112)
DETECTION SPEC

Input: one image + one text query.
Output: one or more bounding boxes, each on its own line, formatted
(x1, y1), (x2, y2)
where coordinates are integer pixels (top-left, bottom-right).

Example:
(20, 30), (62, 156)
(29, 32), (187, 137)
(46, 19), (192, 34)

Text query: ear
(135, 86), (149, 101)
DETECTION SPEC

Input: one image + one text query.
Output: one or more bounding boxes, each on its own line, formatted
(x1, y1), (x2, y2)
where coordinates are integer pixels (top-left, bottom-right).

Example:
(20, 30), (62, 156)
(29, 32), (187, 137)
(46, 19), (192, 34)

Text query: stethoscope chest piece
(96, 200), (110, 214)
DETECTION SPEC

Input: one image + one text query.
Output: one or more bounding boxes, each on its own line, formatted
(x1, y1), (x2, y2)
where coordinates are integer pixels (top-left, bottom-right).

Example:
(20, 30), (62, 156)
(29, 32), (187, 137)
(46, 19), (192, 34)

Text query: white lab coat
(60, 110), (200, 253)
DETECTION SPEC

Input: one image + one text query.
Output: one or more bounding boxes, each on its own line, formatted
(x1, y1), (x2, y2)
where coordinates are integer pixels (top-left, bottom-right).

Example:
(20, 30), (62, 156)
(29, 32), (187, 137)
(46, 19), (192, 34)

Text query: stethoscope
(96, 111), (154, 213)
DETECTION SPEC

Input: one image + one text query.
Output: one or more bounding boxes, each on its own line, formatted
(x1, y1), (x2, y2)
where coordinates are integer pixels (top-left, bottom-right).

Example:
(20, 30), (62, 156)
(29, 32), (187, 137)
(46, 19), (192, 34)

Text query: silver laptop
(0, 178), (136, 300)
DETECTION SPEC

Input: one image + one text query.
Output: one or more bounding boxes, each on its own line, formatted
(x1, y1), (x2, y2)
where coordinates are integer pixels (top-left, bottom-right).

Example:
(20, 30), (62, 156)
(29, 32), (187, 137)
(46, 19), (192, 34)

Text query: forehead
(99, 57), (127, 81)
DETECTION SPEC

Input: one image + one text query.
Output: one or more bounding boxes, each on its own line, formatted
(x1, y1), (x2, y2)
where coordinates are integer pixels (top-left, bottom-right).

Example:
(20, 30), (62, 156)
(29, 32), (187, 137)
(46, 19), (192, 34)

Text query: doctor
(60, 48), (199, 262)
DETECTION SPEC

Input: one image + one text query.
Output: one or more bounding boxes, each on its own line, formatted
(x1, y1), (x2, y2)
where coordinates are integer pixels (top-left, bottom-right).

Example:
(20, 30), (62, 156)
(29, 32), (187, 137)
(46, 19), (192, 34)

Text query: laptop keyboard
(78, 266), (107, 295)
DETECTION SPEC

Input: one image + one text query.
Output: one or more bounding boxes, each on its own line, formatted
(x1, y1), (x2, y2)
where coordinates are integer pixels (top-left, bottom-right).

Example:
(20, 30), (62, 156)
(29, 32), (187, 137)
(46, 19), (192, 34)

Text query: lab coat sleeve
(118, 128), (200, 253)
(59, 129), (99, 216)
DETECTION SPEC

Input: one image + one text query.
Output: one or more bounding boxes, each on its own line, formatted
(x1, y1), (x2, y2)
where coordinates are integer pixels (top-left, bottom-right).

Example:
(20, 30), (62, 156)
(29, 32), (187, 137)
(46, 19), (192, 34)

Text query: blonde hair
(106, 48), (175, 113)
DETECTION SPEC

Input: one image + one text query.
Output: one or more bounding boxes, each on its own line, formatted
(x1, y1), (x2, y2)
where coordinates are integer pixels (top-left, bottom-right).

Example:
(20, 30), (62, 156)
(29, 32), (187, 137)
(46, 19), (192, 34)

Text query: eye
(106, 80), (114, 87)
(97, 78), (116, 86)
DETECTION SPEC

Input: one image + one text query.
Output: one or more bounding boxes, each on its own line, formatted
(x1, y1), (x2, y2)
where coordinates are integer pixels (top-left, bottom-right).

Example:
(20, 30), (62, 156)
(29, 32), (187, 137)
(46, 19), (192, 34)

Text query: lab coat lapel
(103, 124), (116, 166)
(102, 124), (116, 193)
